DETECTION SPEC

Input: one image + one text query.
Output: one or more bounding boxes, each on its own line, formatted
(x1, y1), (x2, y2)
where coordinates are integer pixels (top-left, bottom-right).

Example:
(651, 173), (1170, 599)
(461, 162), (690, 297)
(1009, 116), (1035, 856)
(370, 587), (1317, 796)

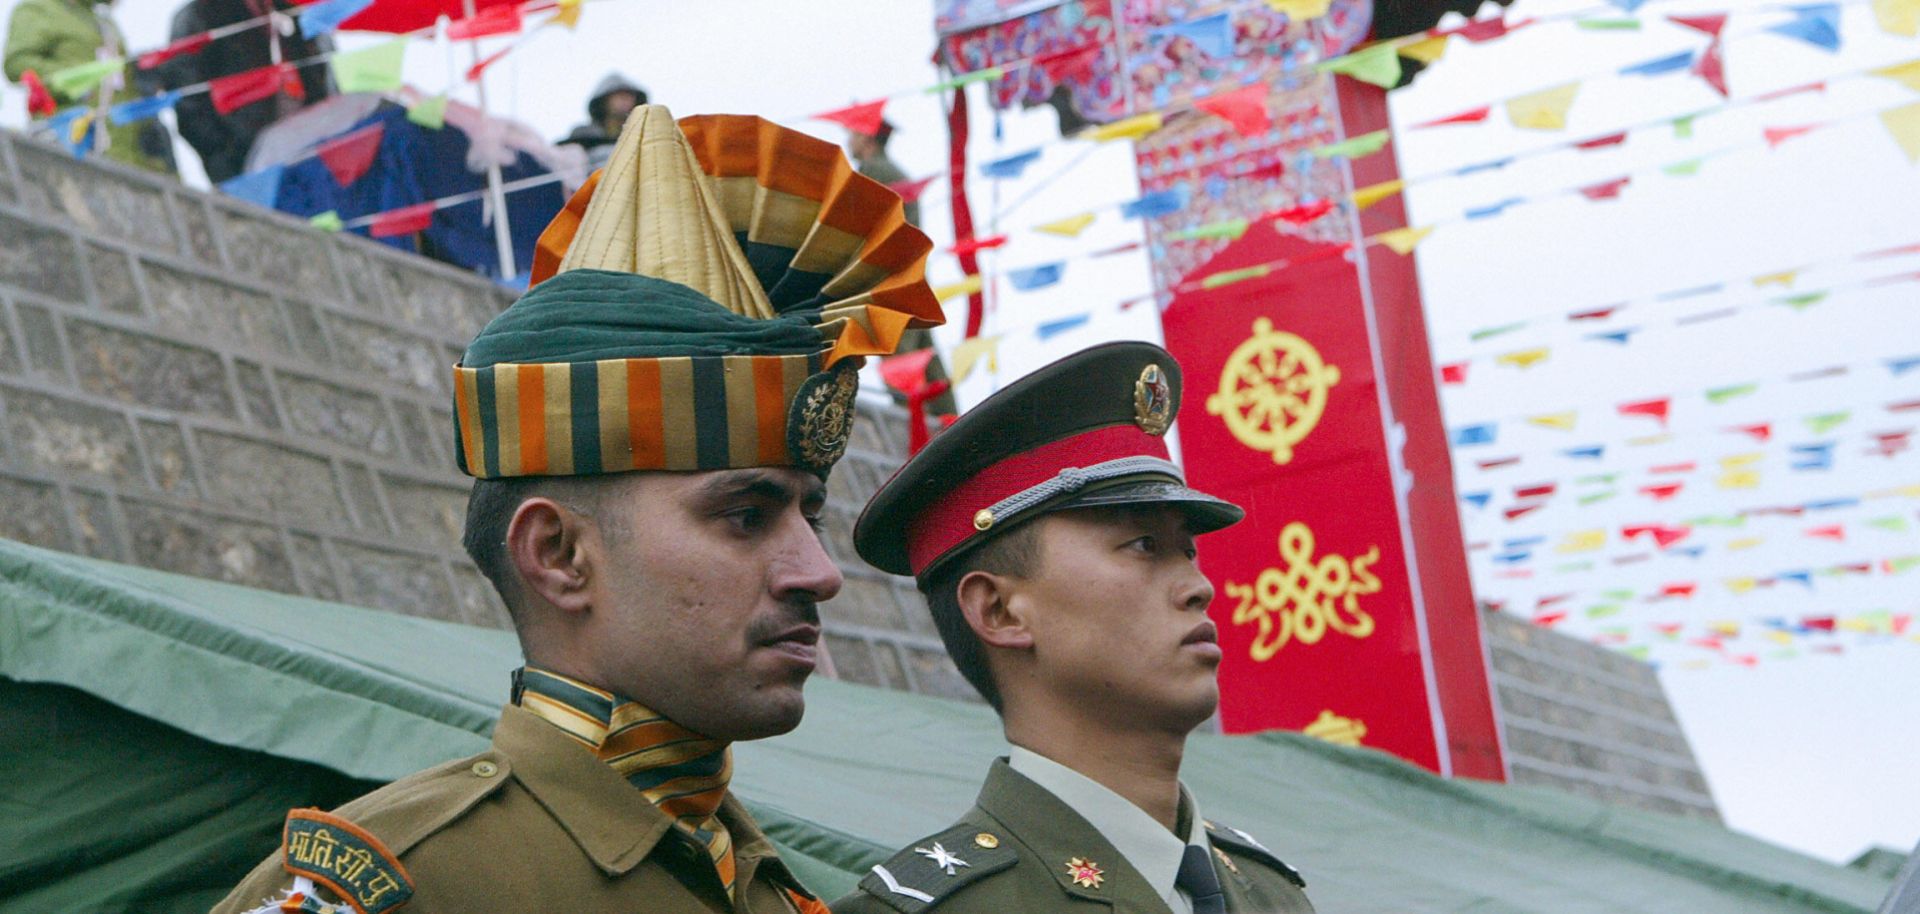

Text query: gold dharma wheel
(1205, 317), (1340, 464)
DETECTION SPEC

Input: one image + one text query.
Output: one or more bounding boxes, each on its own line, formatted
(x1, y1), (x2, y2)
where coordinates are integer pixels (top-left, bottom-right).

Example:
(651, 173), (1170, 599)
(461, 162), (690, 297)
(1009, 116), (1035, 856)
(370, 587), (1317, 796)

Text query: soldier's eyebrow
(692, 469), (824, 509)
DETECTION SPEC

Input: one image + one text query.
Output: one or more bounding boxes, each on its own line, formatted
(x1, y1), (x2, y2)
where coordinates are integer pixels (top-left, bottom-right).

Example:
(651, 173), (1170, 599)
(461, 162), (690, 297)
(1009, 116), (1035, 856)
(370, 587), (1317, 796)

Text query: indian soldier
(833, 342), (1315, 914)
(210, 105), (942, 914)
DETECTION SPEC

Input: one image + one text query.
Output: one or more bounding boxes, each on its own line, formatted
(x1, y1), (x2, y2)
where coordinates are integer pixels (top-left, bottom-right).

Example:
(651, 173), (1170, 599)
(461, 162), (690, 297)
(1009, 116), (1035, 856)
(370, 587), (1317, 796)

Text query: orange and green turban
(452, 107), (943, 478)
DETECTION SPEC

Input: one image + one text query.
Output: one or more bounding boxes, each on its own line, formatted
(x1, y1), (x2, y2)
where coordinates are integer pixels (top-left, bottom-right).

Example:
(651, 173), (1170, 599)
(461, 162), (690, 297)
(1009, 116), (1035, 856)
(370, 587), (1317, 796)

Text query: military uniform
(841, 344), (1316, 914)
(832, 758), (1312, 914)
(212, 705), (821, 914)
(210, 103), (940, 914)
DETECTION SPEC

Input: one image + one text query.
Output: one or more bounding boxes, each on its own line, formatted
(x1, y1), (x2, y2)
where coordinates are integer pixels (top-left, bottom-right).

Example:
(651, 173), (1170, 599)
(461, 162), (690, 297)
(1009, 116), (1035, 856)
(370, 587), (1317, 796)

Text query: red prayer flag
(1890, 398), (1920, 413)
(1693, 39), (1728, 97)
(1757, 81), (1825, 102)
(1194, 84), (1272, 137)
(1532, 612), (1567, 627)
(1413, 106), (1491, 129)
(1804, 524), (1845, 541)
(465, 45), (513, 82)
(1861, 242), (1920, 259)
(1654, 622), (1684, 636)
(1639, 481), (1684, 501)
(1579, 177), (1631, 201)
(879, 348), (937, 396)
(1649, 462), (1696, 474)
(949, 234), (1008, 256)
(1574, 132), (1627, 150)
(1763, 124), (1818, 148)
(1503, 503), (1544, 521)
(1439, 362), (1468, 384)
(136, 32), (211, 70)
(1513, 483), (1556, 499)
(1727, 422), (1771, 442)
(1670, 13), (1728, 37)
(1730, 654), (1759, 668)
(1833, 562), (1872, 575)
(1478, 456), (1520, 470)
(368, 202), (437, 238)
(317, 123), (385, 189)
(1035, 43), (1102, 82)
(1568, 305), (1621, 321)
(210, 63), (290, 115)
(1659, 582), (1697, 598)
(814, 98), (889, 137)
(1450, 15), (1531, 42)
(1618, 397), (1671, 425)
(447, 4), (523, 39)
(1803, 615), (1836, 632)
(887, 175), (937, 203)
(1536, 593), (1573, 609)
(1688, 635), (1723, 651)
(21, 70), (56, 117)
(1270, 200), (1334, 225)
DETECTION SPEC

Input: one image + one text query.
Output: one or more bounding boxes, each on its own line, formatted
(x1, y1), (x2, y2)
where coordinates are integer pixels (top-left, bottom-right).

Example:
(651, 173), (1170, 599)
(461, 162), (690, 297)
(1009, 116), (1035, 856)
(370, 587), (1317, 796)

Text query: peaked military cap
(452, 106), (942, 479)
(855, 341), (1243, 578)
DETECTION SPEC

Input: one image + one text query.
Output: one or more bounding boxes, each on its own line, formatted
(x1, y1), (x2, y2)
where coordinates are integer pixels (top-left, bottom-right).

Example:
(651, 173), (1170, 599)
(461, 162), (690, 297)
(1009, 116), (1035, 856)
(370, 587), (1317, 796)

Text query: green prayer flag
(1663, 158), (1704, 176)
(1775, 291), (1827, 309)
(926, 67), (1004, 93)
(1553, 562), (1594, 573)
(1316, 43), (1401, 89)
(1575, 473), (1619, 485)
(1888, 555), (1920, 573)
(47, 58), (126, 99)
(1673, 115), (1697, 139)
(1585, 604), (1623, 618)
(1579, 490), (1617, 506)
(1704, 383), (1757, 403)
(1601, 588), (1636, 601)
(1867, 516), (1911, 533)
(1688, 515), (1746, 528)
(1469, 321), (1525, 342)
(332, 40), (407, 93)
(1803, 411), (1851, 434)
(1622, 645), (1652, 660)
(1168, 219), (1250, 242)
(1576, 17), (1641, 29)
(1200, 264), (1270, 289)
(309, 211), (344, 232)
(408, 94), (449, 130)
(1312, 129), (1391, 160)
(1770, 649), (1797, 660)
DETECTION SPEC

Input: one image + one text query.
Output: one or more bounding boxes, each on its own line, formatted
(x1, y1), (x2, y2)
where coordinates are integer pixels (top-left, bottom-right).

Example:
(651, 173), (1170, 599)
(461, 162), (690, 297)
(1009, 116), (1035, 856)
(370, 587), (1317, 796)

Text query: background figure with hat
(834, 343), (1315, 914)
(210, 104), (942, 914)
(559, 71), (646, 171)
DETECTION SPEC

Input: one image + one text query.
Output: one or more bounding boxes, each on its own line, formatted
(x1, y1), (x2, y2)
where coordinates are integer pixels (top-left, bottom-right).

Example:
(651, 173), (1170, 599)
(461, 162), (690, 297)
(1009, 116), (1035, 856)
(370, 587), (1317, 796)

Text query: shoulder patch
(281, 809), (415, 914)
(1204, 820), (1306, 888)
(856, 824), (1019, 914)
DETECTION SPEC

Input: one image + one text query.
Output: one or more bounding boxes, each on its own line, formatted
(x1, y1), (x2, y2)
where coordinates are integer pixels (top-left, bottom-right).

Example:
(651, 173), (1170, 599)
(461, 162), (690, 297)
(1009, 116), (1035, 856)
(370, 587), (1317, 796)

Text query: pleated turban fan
(452, 107), (943, 478)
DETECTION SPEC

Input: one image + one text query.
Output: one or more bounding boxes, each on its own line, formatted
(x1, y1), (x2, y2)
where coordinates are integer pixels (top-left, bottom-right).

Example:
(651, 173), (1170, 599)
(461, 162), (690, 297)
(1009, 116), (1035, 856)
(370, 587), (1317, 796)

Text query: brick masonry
(0, 128), (1715, 816)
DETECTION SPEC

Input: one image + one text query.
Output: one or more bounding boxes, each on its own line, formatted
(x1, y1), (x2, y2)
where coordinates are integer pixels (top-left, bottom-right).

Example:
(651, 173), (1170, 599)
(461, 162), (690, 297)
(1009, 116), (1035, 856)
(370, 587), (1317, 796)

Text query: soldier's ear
(505, 497), (595, 617)
(957, 570), (1034, 651)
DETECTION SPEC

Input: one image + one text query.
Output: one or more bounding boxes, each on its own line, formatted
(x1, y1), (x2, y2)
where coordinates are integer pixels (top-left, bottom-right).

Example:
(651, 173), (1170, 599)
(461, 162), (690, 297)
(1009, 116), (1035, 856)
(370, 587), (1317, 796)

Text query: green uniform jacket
(831, 761), (1314, 914)
(210, 704), (821, 914)
(4, 0), (169, 173)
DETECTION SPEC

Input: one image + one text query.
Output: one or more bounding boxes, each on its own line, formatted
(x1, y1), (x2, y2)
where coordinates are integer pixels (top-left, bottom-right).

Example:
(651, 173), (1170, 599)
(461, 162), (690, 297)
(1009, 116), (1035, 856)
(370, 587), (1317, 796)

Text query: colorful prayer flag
(300, 0), (376, 37)
(814, 99), (888, 137)
(1007, 262), (1066, 290)
(949, 334), (1002, 383)
(332, 40), (407, 93)
(369, 201), (437, 238)
(1881, 100), (1920, 163)
(1312, 129), (1390, 159)
(317, 123), (385, 189)
(1035, 213), (1097, 237)
(1506, 82), (1580, 131)
(1194, 84), (1271, 137)
(1317, 44), (1401, 89)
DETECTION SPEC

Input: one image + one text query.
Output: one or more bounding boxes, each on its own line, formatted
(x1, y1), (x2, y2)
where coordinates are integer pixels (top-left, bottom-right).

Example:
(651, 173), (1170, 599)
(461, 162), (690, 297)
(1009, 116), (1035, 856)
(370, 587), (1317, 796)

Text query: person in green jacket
(5, 0), (173, 174)
(838, 343), (1316, 914)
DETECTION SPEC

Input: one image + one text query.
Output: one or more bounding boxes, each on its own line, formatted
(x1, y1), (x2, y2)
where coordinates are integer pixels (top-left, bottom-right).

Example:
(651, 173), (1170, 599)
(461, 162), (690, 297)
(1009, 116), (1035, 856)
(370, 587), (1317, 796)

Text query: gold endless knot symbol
(1206, 318), (1340, 464)
(1227, 522), (1380, 661)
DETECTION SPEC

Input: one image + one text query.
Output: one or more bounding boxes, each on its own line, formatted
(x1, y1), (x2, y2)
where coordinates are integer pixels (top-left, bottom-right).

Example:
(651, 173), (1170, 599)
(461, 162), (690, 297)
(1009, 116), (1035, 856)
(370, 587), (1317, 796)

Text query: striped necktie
(514, 667), (737, 899)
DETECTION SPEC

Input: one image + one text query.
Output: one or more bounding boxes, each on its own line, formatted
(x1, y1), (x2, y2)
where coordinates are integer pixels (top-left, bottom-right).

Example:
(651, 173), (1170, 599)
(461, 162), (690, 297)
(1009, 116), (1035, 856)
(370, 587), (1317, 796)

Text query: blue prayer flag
(1154, 13), (1233, 59)
(1008, 262), (1066, 291)
(1121, 187), (1188, 219)
(1619, 50), (1693, 77)
(1465, 198), (1523, 220)
(1455, 157), (1513, 176)
(1777, 570), (1814, 588)
(109, 90), (181, 126)
(1036, 313), (1091, 340)
(220, 165), (285, 210)
(1492, 551), (1531, 565)
(1887, 354), (1920, 375)
(1607, 0), (1648, 10)
(1563, 444), (1606, 459)
(1462, 491), (1492, 509)
(1450, 423), (1498, 446)
(1585, 328), (1637, 344)
(1768, 4), (1840, 51)
(981, 148), (1042, 178)
(300, 0), (376, 37)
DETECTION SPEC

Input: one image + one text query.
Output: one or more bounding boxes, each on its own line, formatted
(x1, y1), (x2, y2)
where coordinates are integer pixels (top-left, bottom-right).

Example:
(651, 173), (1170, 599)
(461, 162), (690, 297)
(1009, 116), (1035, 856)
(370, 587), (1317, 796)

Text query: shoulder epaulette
(1204, 819), (1306, 888)
(279, 808), (415, 914)
(856, 823), (1020, 914)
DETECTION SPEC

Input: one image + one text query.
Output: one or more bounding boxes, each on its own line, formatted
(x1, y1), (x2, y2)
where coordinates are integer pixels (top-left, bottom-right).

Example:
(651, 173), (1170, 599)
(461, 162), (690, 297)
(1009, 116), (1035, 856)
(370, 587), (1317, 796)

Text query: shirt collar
(1008, 746), (1208, 907)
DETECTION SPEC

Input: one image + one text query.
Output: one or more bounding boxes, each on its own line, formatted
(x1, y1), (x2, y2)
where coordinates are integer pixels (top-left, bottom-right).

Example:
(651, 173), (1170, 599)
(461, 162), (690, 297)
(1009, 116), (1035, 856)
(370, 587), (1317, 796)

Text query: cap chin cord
(981, 455), (1186, 524)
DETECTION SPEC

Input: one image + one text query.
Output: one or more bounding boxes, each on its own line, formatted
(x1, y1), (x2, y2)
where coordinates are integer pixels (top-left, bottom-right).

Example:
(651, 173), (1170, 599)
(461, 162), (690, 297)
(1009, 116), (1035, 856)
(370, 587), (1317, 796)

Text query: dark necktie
(1178, 844), (1228, 914)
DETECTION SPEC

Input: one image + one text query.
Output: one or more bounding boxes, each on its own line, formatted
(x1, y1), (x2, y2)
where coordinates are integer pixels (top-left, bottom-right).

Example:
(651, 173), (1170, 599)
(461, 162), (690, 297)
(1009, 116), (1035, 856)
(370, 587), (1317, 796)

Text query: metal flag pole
(463, 0), (518, 281)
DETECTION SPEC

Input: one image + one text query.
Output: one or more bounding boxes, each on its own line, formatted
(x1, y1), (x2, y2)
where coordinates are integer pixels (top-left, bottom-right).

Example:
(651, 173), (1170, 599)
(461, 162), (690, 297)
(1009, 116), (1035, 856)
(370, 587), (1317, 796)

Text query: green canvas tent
(0, 538), (1895, 913)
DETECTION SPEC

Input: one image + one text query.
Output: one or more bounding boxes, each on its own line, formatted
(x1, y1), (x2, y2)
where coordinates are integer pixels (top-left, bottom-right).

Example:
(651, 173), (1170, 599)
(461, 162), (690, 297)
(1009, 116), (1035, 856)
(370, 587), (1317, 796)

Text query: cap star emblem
(1064, 857), (1105, 889)
(915, 842), (970, 876)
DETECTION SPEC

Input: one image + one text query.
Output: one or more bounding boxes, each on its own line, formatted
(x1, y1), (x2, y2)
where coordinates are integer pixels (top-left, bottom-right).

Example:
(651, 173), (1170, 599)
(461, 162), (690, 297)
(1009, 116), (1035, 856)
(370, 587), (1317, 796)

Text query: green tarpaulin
(0, 538), (1895, 913)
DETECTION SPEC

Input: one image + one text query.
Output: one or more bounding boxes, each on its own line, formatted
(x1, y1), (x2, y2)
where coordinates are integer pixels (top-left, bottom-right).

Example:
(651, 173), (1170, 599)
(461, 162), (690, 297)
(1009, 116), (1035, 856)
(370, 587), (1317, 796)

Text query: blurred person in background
(558, 72), (645, 171)
(159, 0), (333, 184)
(5, 0), (176, 173)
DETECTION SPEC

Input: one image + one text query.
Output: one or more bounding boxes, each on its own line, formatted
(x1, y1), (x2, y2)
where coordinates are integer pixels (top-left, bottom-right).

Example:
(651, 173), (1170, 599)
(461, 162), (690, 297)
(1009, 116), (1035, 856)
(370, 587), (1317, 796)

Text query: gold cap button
(974, 833), (999, 849)
(471, 760), (499, 778)
(973, 509), (995, 531)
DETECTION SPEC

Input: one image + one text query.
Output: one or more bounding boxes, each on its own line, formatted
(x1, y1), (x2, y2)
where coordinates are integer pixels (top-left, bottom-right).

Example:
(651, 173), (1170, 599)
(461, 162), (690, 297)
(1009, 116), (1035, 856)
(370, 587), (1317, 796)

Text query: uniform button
(471, 760), (499, 777)
(974, 833), (999, 849)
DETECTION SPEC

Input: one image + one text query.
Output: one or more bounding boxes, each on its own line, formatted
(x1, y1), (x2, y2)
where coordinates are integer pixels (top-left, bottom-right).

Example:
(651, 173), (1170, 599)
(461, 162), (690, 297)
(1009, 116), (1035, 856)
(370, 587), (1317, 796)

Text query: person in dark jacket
(159, 0), (331, 184)
(558, 72), (646, 171)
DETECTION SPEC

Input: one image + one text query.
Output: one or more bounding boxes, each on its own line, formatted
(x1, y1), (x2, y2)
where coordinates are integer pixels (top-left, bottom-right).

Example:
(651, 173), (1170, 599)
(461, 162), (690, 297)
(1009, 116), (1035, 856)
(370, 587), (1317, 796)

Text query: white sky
(2, 0), (1914, 868)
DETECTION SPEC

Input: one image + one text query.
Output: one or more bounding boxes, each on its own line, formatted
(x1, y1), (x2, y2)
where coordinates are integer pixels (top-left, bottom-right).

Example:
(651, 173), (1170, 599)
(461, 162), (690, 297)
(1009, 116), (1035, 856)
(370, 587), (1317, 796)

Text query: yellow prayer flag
(548, 0), (582, 29)
(932, 275), (983, 302)
(1265, 0), (1333, 19)
(1398, 35), (1449, 65)
(1751, 269), (1799, 288)
(1557, 530), (1606, 553)
(949, 334), (1002, 384)
(1505, 82), (1581, 132)
(1720, 452), (1764, 469)
(1718, 470), (1761, 489)
(1876, 0), (1920, 36)
(1839, 617), (1876, 633)
(1527, 411), (1577, 430)
(1627, 434), (1671, 447)
(1034, 213), (1097, 237)
(1873, 59), (1920, 91)
(1375, 225), (1433, 255)
(1496, 347), (1550, 369)
(1879, 100), (1920, 164)
(1089, 112), (1163, 142)
(1766, 631), (1795, 646)
(1352, 179), (1404, 210)
(1728, 536), (1765, 550)
(1710, 621), (1741, 637)
(1725, 577), (1759, 595)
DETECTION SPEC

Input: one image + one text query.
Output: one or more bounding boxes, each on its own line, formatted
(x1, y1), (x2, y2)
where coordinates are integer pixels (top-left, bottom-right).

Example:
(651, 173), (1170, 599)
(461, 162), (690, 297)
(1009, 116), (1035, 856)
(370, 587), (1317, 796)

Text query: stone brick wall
(0, 128), (1717, 813)
(1482, 607), (1721, 821)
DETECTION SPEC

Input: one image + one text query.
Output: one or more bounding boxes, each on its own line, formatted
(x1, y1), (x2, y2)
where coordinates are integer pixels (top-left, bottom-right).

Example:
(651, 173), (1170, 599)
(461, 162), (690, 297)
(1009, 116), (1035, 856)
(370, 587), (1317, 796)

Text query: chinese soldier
(210, 105), (941, 914)
(833, 343), (1314, 914)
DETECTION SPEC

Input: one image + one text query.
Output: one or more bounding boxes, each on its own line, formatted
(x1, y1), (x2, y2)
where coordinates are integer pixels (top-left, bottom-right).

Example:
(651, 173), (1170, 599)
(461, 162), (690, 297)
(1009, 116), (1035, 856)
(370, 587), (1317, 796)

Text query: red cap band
(903, 423), (1172, 575)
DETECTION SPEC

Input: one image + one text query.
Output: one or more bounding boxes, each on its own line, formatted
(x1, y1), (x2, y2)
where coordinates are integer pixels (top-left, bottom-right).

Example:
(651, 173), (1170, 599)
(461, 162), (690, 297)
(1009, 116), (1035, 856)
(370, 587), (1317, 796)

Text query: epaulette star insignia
(915, 842), (970, 876)
(1064, 857), (1105, 889)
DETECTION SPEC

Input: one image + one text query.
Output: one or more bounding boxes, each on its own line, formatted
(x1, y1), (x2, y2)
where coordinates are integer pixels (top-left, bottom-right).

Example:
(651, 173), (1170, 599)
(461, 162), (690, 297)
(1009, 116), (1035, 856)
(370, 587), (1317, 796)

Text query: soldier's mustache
(746, 601), (820, 643)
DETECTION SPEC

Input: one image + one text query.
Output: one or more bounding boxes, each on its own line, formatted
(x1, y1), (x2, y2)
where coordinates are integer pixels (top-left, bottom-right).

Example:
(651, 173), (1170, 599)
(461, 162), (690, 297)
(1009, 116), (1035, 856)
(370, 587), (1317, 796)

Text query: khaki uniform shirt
(831, 759), (1315, 914)
(211, 704), (820, 914)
